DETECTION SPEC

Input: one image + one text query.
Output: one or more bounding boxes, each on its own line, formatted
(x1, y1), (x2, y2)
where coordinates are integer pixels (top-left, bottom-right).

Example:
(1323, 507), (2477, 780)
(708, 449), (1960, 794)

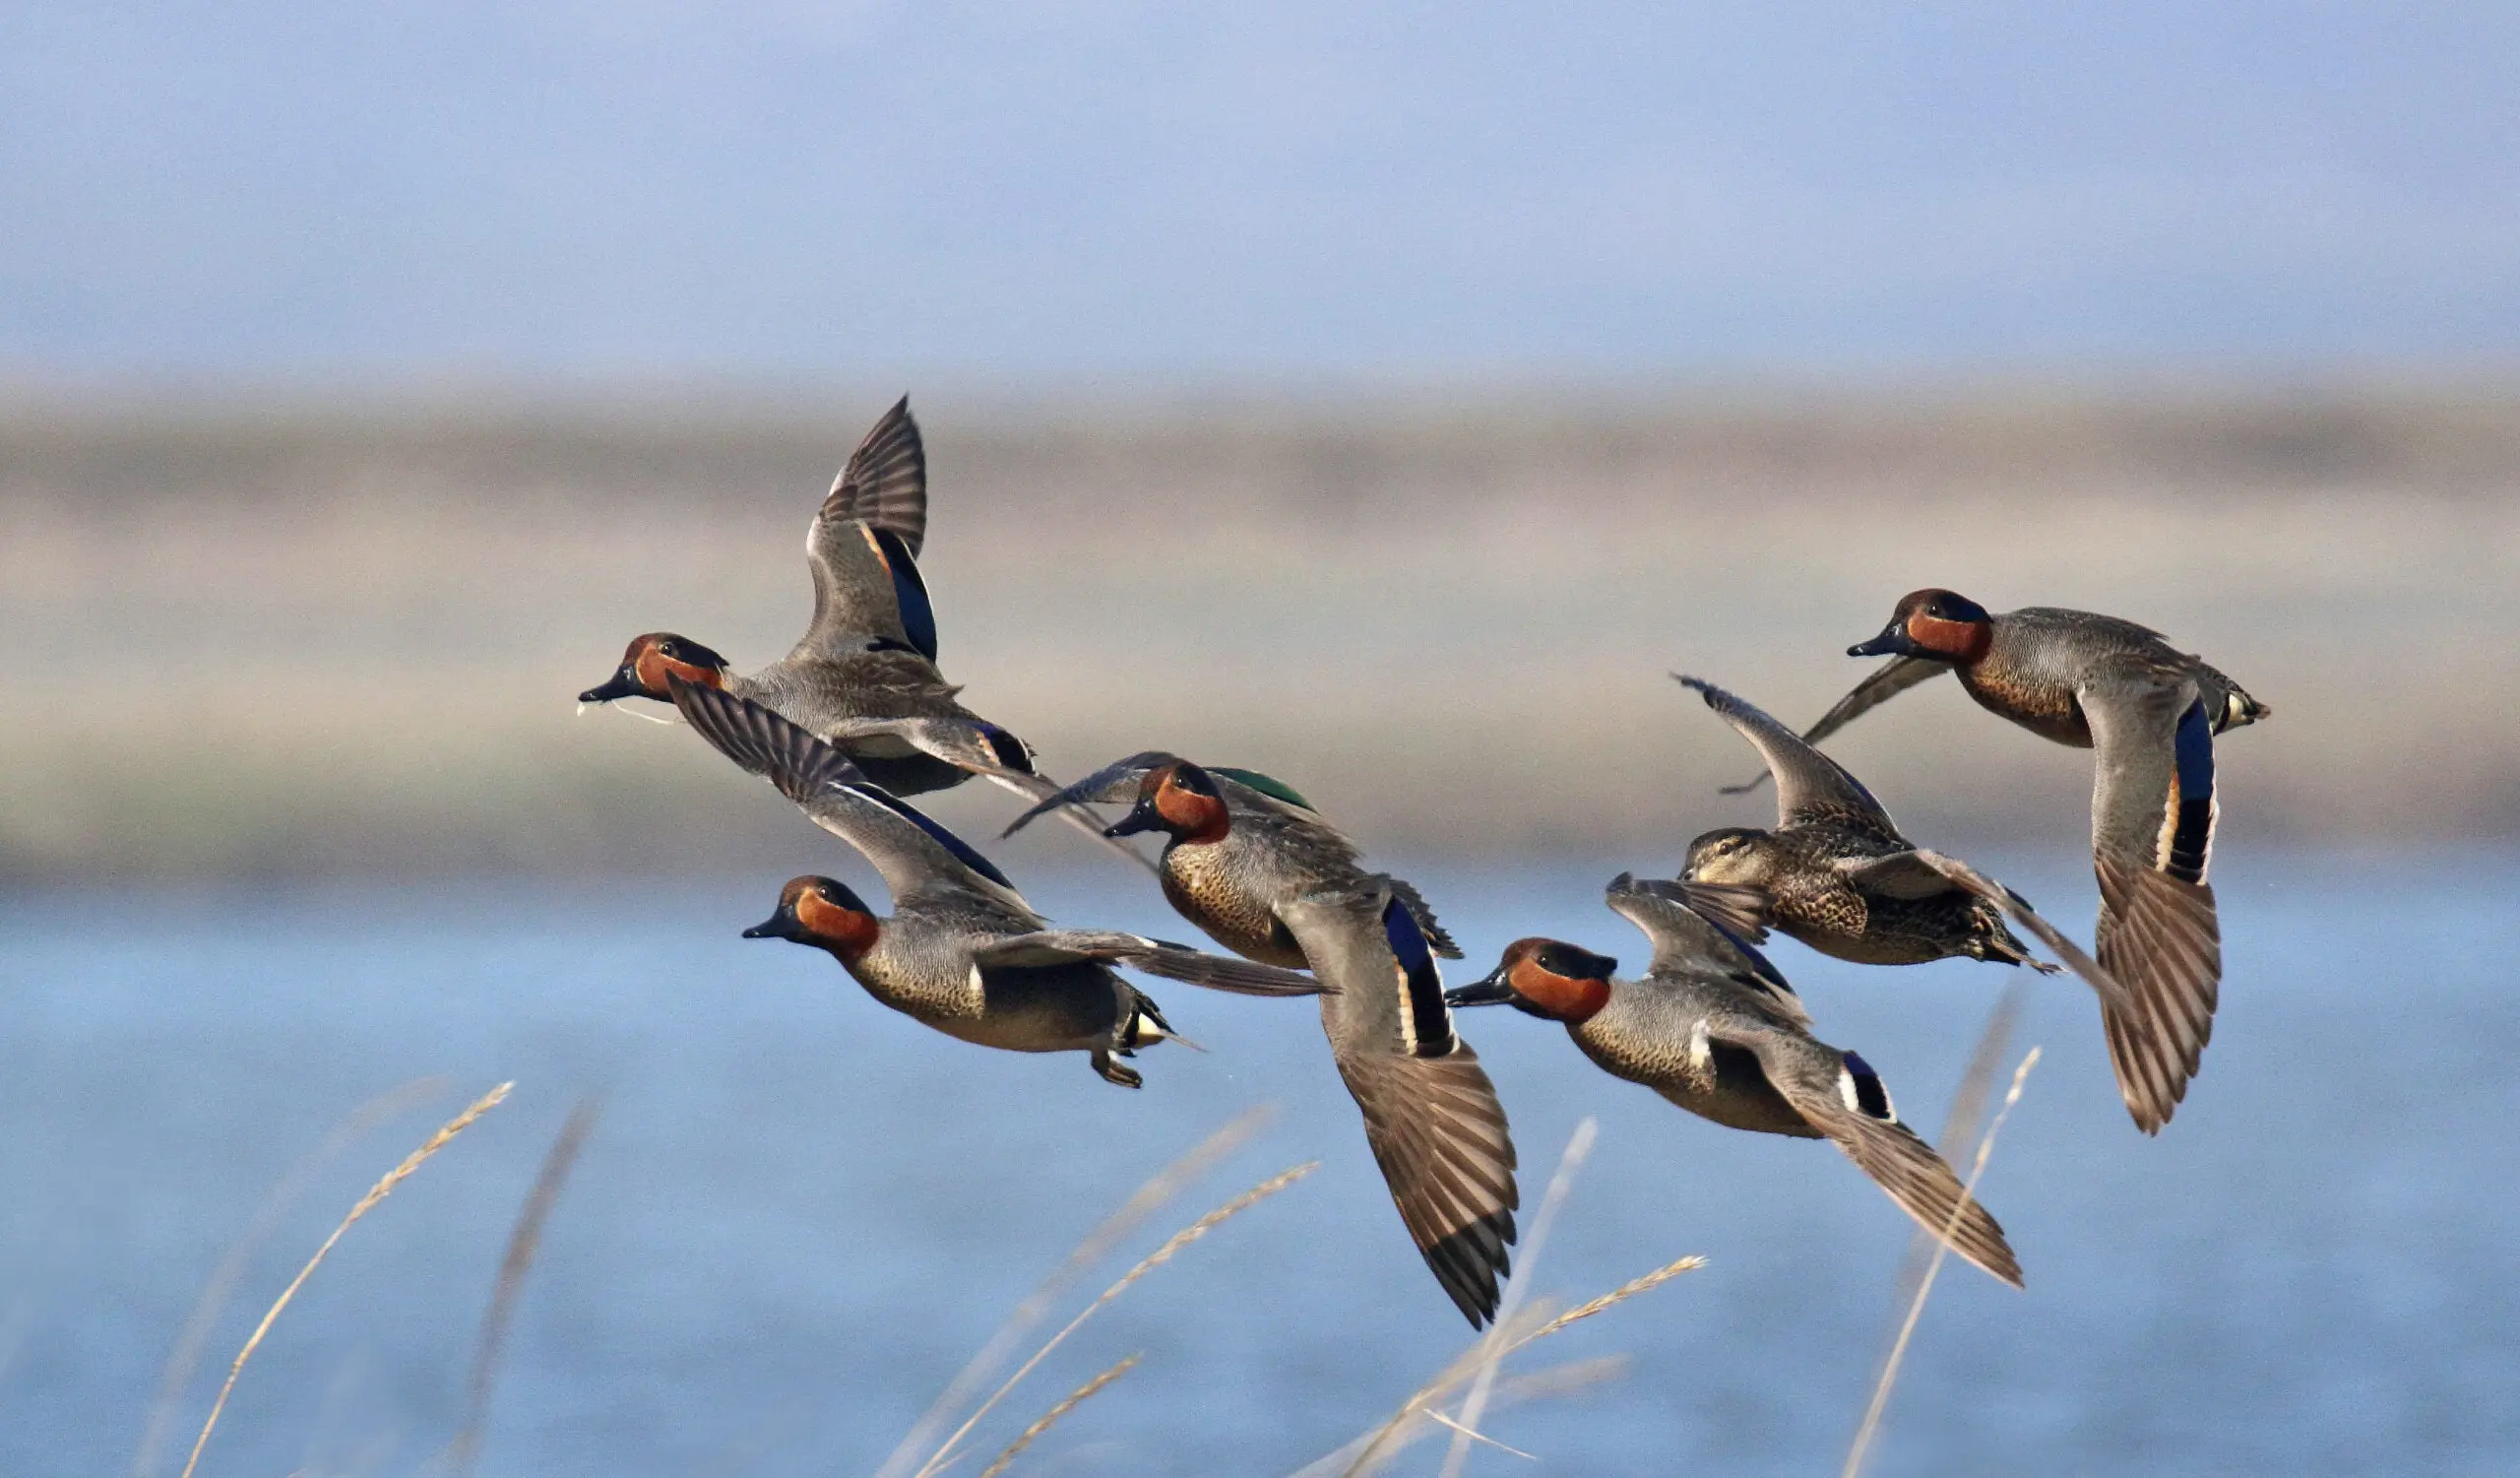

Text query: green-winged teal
(1823, 590), (2261, 1132)
(580, 399), (1032, 795)
(1449, 874), (2022, 1288)
(1008, 754), (1518, 1327)
(1728, 592), (2264, 1133)
(579, 399), (1147, 869)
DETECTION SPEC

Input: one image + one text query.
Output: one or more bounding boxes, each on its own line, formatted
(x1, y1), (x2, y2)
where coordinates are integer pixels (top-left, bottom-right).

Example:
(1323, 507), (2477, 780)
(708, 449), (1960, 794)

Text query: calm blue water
(4, 854), (2515, 1476)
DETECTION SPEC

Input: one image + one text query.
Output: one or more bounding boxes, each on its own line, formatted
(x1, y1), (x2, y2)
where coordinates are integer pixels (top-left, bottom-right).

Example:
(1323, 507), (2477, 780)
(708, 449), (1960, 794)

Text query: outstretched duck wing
(1605, 873), (1805, 1028)
(1724, 1025), (2023, 1288)
(820, 394), (928, 554)
(1677, 675), (1898, 833)
(1802, 655), (1947, 747)
(818, 715), (1036, 783)
(669, 678), (1034, 915)
(819, 720), (1158, 876)
(1662, 880), (1771, 942)
(1000, 751), (1183, 838)
(1279, 880), (1520, 1328)
(797, 397), (936, 663)
(1721, 657), (1947, 796)
(2082, 666), (2223, 1134)
(974, 931), (1325, 996)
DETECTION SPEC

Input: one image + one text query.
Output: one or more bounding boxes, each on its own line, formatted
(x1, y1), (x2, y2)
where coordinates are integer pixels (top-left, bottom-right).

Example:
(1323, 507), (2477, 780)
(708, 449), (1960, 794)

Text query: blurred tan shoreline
(4, 381), (2515, 884)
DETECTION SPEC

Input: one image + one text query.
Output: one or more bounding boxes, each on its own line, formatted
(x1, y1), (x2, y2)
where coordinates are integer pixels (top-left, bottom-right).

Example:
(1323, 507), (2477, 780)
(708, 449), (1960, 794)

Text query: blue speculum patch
(871, 527), (939, 662)
(1382, 896), (1454, 1057)
(2168, 700), (2217, 882)
(2174, 700), (2216, 795)
(979, 725), (1034, 774)
(1382, 894), (1431, 973)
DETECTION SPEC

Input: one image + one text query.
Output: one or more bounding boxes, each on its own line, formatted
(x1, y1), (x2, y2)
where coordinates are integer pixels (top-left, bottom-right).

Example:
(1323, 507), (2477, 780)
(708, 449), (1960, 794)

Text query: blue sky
(4, 3), (2514, 382)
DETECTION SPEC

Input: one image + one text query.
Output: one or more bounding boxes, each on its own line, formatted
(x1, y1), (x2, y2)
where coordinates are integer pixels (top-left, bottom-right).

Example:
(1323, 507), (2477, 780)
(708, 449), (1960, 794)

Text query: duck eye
(1537, 945), (1610, 980)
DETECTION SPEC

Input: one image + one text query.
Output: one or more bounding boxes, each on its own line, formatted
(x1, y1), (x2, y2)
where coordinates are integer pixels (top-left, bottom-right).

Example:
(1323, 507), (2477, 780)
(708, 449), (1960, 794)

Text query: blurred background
(5, 5), (2516, 1475)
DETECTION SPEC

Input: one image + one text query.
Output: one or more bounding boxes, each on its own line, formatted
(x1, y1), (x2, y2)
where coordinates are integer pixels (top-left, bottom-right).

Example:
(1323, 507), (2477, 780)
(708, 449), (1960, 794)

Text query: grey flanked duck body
(1450, 874), (2023, 1289)
(1758, 589), (2264, 1133)
(1779, 592), (2269, 757)
(669, 681), (1322, 1087)
(1006, 756), (1518, 1327)
(578, 398), (1042, 803)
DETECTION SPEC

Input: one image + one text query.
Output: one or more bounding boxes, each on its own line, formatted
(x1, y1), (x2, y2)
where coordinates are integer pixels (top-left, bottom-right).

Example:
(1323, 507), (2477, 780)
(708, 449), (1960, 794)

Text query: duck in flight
(576, 398), (1146, 869)
(1009, 755), (1518, 1327)
(1450, 873), (2023, 1289)
(1729, 591), (2264, 1132)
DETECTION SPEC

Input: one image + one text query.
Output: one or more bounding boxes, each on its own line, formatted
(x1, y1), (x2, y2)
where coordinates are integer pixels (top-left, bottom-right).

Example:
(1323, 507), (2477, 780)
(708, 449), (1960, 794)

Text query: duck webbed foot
(1091, 1049), (1145, 1089)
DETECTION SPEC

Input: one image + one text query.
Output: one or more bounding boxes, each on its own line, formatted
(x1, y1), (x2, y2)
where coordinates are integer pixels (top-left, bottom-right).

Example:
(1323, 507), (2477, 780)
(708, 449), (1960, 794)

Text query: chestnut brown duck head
(1447, 938), (1617, 1024)
(744, 874), (882, 960)
(1102, 759), (1232, 846)
(579, 632), (733, 704)
(1848, 589), (1995, 664)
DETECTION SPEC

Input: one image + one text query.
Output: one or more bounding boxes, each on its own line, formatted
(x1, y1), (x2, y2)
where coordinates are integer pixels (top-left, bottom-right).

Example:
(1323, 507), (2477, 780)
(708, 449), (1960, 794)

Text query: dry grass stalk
(877, 1104), (1278, 1478)
(1876, 983), (2024, 1380)
(1336, 1254), (1705, 1477)
(1438, 1116), (1598, 1478)
(1842, 1047), (2042, 1478)
(177, 1081), (513, 1478)
(1509, 1255), (1707, 1349)
(1329, 1302), (1564, 1476)
(128, 1076), (447, 1478)
(974, 1352), (1142, 1478)
(915, 1160), (1319, 1478)
(1422, 1409), (1534, 1461)
(447, 1094), (601, 1478)
(1299, 1354), (1630, 1478)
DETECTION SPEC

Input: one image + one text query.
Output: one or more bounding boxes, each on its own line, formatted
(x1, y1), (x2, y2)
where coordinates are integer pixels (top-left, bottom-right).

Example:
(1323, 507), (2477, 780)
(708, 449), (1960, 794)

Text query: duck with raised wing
(669, 680), (1323, 1088)
(1449, 874), (2023, 1288)
(1007, 754), (1518, 1326)
(1753, 590), (2261, 1133)
(578, 398), (1036, 797)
